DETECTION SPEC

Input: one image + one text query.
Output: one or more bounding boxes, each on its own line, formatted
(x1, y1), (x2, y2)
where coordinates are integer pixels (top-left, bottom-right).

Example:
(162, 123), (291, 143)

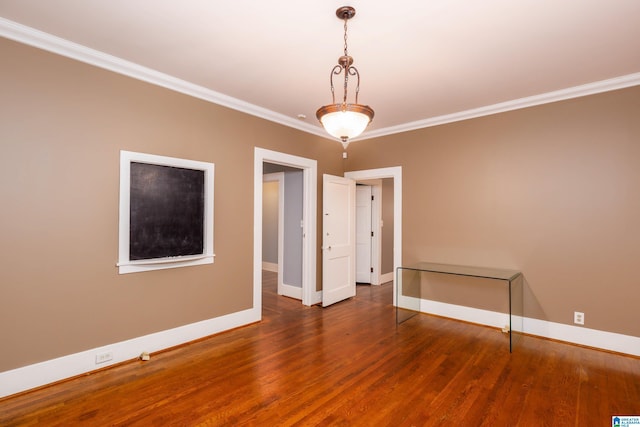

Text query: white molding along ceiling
(1, 1), (639, 143)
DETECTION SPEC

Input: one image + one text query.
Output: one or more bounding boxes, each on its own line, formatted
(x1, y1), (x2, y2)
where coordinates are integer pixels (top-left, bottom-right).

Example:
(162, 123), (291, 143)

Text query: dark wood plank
(1, 271), (639, 426)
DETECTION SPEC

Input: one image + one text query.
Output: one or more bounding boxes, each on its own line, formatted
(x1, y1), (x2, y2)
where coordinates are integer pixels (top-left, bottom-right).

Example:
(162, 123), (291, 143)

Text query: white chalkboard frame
(118, 150), (215, 274)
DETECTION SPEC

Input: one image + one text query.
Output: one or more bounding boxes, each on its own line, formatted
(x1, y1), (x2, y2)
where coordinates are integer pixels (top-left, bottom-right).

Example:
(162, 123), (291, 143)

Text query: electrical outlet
(95, 351), (113, 365)
(574, 311), (585, 325)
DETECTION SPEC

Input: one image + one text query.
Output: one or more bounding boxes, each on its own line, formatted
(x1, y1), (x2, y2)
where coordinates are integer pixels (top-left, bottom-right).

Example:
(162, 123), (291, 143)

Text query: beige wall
(262, 180), (279, 264)
(0, 38), (344, 372)
(346, 86), (640, 337)
(2, 35), (639, 374)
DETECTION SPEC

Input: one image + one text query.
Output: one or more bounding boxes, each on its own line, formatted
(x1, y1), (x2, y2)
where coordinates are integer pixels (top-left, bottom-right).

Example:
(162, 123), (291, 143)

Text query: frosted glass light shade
(316, 103), (374, 142)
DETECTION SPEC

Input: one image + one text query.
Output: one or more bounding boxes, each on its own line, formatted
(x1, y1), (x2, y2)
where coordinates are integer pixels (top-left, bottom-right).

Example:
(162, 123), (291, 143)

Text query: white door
(356, 185), (373, 283)
(322, 174), (356, 307)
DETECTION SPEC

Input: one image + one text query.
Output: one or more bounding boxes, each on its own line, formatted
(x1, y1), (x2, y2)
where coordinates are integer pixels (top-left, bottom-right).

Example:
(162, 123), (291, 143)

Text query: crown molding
(2, 17), (639, 143)
(360, 72), (640, 141)
(0, 17), (330, 140)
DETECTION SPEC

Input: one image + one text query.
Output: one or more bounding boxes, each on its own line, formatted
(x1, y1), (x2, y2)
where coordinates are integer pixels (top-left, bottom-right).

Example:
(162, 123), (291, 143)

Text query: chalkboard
(118, 150), (214, 274)
(129, 162), (205, 260)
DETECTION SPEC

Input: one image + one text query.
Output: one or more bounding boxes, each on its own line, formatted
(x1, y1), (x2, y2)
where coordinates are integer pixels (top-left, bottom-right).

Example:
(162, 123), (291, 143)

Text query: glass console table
(396, 262), (523, 352)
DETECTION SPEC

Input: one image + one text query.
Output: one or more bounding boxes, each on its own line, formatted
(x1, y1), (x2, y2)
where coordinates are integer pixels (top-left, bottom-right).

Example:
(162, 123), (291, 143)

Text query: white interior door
(322, 174), (356, 307)
(356, 185), (372, 283)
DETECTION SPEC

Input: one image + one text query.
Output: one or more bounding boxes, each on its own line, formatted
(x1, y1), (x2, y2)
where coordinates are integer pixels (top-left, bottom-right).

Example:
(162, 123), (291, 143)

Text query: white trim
(4, 296), (636, 399)
(523, 316), (640, 357)
(262, 262), (278, 272)
(0, 308), (259, 399)
(380, 272), (394, 284)
(254, 148), (317, 307)
(7, 294), (634, 399)
(2, 18), (638, 143)
(400, 297), (640, 357)
(312, 291), (323, 305)
(0, 18), (330, 141)
(359, 73), (640, 141)
(280, 283), (303, 300)
(345, 167), (402, 306)
(419, 297), (509, 329)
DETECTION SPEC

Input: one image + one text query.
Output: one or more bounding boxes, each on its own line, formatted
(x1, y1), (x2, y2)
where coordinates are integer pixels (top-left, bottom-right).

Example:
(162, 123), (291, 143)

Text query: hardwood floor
(1, 271), (639, 426)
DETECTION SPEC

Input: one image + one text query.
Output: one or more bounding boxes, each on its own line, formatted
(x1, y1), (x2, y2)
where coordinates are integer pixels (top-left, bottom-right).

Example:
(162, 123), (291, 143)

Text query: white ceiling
(1, 0), (639, 143)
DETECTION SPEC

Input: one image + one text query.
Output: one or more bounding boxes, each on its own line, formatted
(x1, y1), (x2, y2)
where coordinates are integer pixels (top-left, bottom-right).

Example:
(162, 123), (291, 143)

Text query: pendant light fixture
(316, 6), (374, 149)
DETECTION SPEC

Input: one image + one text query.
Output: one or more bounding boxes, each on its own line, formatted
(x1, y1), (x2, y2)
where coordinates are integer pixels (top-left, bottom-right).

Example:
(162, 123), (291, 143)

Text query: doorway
(253, 148), (318, 314)
(263, 165), (304, 300)
(345, 167), (402, 306)
(356, 182), (386, 285)
(253, 152), (400, 310)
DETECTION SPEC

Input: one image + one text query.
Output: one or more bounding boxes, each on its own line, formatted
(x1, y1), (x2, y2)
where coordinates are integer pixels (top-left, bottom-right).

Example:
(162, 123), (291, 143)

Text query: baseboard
(0, 307), (260, 399)
(280, 283), (302, 300)
(313, 290), (323, 305)
(520, 316), (640, 357)
(399, 297), (640, 357)
(380, 272), (394, 284)
(6, 296), (636, 399)
(416, 297), (511, 330)
(262, 262), (278, 272)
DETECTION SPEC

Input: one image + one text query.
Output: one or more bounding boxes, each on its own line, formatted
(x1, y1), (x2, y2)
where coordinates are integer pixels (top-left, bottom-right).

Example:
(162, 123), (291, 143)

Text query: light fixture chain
(343, 65), (349, 104)
(342, 14), (350, 105)
(343, 17), (349, 57)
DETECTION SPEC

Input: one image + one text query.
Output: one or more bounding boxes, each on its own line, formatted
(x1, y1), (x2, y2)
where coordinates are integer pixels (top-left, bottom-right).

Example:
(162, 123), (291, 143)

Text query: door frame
(254, 148), (317, 310)
(345, 167), (402, 306)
